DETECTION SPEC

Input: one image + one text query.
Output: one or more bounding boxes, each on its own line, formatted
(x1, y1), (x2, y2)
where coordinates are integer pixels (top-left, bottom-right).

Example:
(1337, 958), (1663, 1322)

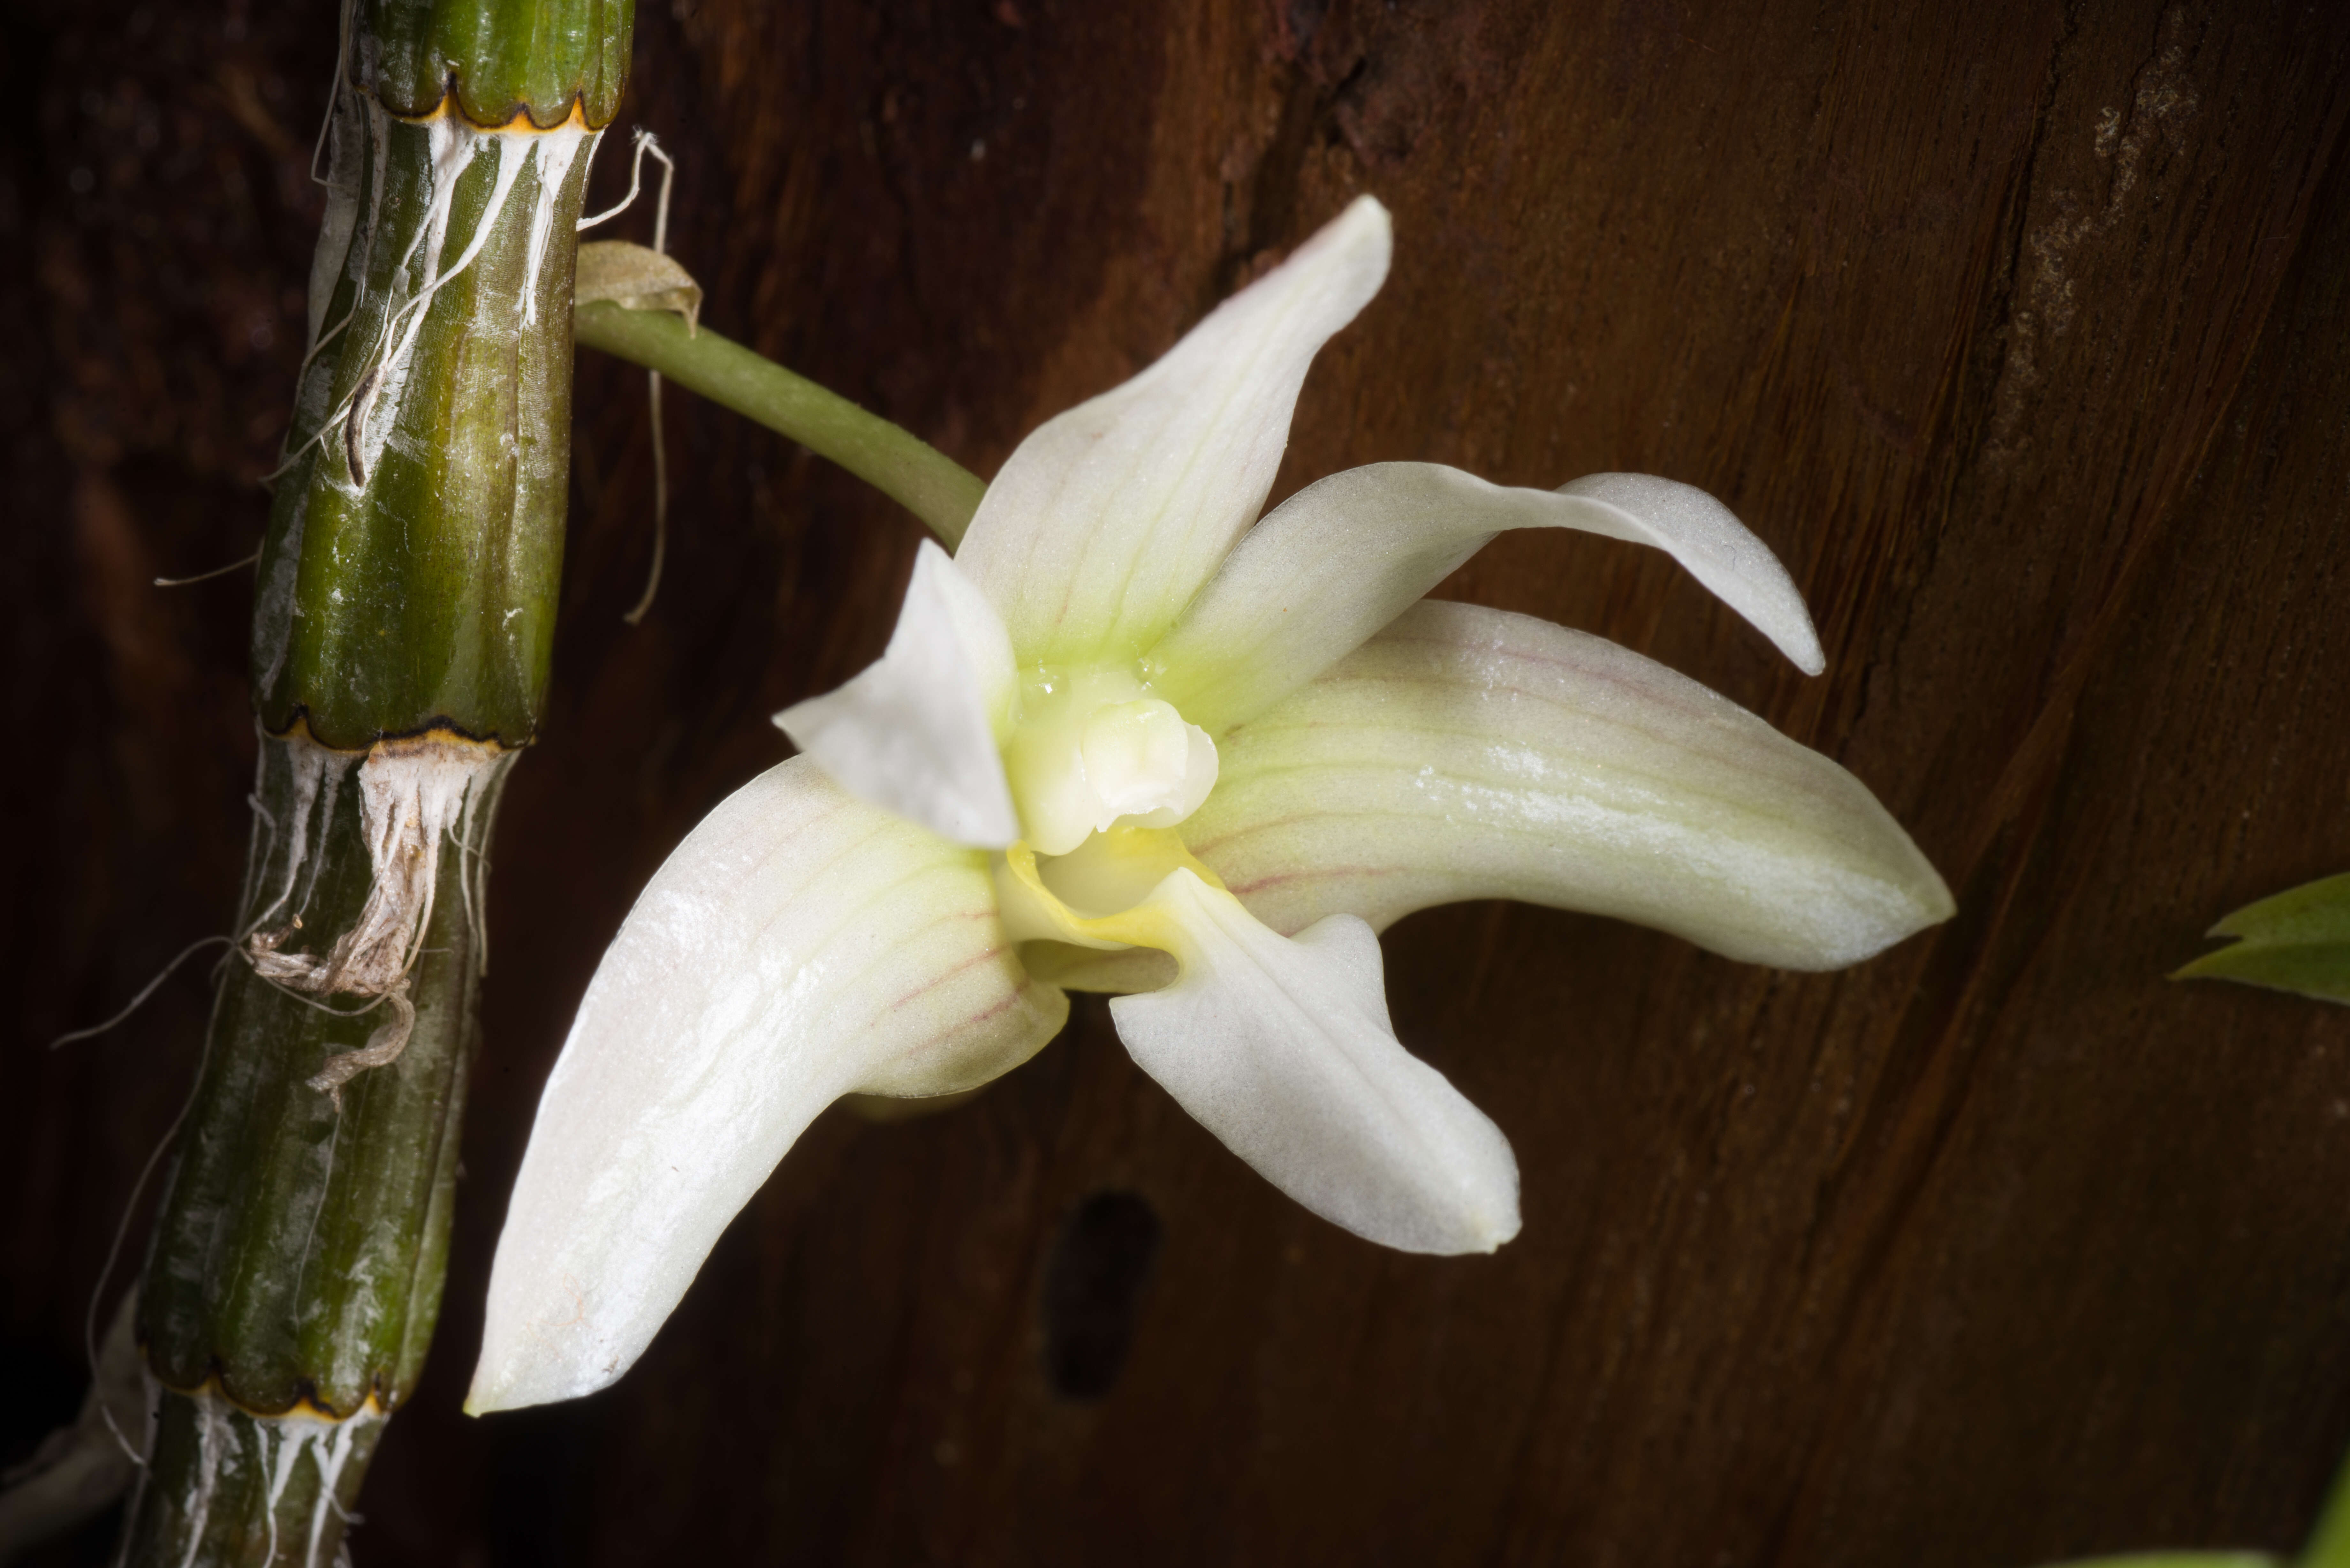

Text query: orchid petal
(955, 196), (1392, 667)
(1550, 472), (1825, 674)
(992, 842), (1518, 1254)
(1148, 463), (1825, 734)
(775, 540), (1020, 848)
(1181, 600), (1952, 971)
(469, 758), (1066, 1413)
(1110, 871), (1522, 1255)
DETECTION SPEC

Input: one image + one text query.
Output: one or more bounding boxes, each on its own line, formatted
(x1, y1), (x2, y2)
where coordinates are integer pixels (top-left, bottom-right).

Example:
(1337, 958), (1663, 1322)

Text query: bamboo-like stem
(116, 730), (503, 1565)
(101, 3), (633, 1562)
(575, 299), (987, 548)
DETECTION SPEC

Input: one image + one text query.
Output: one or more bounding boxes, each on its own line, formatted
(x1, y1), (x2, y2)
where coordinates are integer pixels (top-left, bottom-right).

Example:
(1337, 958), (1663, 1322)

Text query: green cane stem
(113, 2), (633, 1562)
(116, 735), (488, 1563)
(364, 0), (633, 128)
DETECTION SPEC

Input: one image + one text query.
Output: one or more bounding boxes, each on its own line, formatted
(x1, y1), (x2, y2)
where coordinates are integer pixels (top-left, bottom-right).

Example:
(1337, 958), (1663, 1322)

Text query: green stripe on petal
(1148, 463), (1824, 735)
(469, 758), (1065, 1413)
(955, 197), (1392, 667)
(1183, 599), (1951, 971)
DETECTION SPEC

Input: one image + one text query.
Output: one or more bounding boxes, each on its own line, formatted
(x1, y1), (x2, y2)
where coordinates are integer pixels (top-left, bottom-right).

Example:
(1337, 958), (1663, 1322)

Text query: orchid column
(113, 3), (630, 1563)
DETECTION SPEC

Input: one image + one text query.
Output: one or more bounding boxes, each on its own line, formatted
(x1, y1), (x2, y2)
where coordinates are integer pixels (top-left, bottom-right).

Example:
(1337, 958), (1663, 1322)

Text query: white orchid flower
(469, 195), (1952, 1414)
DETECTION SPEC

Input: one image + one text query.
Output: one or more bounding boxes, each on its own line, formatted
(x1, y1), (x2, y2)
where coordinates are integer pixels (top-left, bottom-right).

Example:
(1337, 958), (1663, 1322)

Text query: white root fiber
(267, 89), (600, 500)
(137, 1388), (382, 1568)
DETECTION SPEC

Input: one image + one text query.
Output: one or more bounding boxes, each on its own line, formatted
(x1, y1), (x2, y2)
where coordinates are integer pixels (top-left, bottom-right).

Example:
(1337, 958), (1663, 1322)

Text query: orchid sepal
(1186, 599), (1951, 970)
(468, 757), (1065, 1413)
(954, 195), (1393, 669)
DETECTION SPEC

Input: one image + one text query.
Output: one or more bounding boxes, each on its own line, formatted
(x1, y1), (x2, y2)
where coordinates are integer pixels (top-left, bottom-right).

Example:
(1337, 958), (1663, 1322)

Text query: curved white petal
(469, 758), (1067, 1413)
(775, 540), (1020, 848)
(1148, 463), (1825, 734)
(1182, 599), (1952, 971)
(1553, 473), (1824, 674)
(955, 196), (1392, 667)
(1110, 869), (1520, 1255)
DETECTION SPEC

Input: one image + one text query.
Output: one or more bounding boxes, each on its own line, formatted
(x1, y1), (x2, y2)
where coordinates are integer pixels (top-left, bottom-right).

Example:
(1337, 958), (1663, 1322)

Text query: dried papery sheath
(58, 4), (641, 1563)
(247, 731), (506, 995)
(576, 238), (702, 330)
(238, 729), (511, 1108)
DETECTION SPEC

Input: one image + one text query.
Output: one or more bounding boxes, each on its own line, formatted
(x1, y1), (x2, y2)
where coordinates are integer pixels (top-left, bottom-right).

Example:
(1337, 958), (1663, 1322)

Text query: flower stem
(574, 299), (987, 547)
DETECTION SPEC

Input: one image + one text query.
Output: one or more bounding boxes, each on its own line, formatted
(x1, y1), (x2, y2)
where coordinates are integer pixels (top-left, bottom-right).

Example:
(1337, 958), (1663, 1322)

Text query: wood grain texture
(6, 1), (2348, 1564)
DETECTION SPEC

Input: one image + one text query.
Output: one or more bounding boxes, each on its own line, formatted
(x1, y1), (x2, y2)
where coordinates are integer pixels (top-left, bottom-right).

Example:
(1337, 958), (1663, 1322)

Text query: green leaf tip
(2173, 871), (2350, 1005)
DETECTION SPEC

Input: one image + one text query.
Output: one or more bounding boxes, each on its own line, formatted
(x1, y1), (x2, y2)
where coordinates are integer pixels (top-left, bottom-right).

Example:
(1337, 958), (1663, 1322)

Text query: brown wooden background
(8, 1), (2350, 1564)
